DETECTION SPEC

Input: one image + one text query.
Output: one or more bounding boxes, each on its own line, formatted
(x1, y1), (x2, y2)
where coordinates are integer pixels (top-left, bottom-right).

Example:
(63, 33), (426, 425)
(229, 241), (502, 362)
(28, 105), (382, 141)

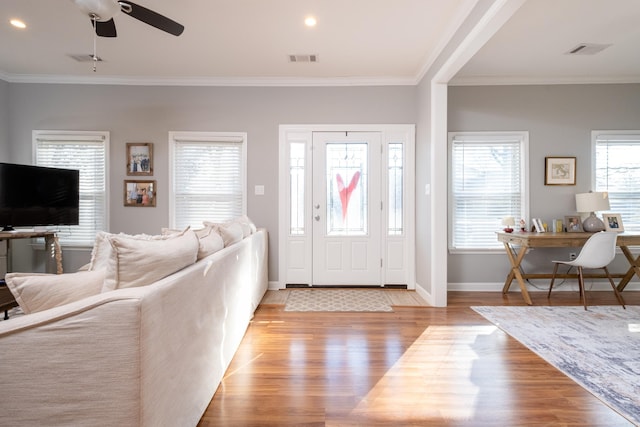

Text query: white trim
(2, 74), (417, 87)
(278, 124), (416, 289)
(447, 130), (530, 251)
(591, 130), (640, 191)
(429, 0), (526, 307)
(449, 75), (640, 86)
(430, 83), (449, 307)
(32, 130), (110, 245)
(168, 131), (248, 228)
(448, 281), (640, 292)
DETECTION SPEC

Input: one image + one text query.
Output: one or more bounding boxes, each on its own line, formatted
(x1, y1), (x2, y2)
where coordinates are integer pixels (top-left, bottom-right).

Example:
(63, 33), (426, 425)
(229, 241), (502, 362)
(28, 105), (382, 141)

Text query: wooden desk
(497, 231), (640, 305)
(0, 231), (63, 275)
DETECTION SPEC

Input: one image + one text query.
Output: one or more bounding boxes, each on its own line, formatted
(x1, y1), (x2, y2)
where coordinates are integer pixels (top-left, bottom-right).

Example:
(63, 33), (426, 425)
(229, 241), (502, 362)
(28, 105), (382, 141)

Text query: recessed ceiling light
(10, 19), (26, 29)
(304, 16), (317, 27)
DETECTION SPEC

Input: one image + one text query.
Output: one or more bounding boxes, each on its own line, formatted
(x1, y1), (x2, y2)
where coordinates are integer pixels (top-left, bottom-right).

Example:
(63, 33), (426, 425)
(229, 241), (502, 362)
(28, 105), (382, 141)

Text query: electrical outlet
(569, 252), (577, 261)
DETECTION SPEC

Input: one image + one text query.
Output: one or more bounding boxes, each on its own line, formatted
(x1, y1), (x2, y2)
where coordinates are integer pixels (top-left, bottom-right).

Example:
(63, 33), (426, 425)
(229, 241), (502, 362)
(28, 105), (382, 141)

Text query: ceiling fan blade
(94, 18), (117, 37)
(120, 1), (184, 36)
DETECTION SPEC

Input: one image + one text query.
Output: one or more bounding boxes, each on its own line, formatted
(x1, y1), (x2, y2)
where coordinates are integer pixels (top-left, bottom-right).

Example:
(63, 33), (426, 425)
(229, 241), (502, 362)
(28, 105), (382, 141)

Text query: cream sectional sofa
(0, 225), (268, 426)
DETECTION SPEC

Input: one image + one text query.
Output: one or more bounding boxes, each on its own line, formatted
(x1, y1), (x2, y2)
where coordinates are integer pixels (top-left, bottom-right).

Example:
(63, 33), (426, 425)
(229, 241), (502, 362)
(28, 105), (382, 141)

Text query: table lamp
(575, 192), (610, 232)
(501, 216), (515, 233)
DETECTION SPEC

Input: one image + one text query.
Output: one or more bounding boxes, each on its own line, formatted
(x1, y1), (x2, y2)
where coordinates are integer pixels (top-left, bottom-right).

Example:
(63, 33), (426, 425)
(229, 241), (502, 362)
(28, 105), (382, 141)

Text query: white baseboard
(268, 281), (282, 290)
(448, 281), (640, 292)
(414, 282), (435, 305)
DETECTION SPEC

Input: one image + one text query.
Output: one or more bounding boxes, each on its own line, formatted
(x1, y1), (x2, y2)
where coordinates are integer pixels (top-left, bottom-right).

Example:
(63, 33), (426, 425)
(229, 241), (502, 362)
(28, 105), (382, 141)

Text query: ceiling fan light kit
(71, 0), (184, 72)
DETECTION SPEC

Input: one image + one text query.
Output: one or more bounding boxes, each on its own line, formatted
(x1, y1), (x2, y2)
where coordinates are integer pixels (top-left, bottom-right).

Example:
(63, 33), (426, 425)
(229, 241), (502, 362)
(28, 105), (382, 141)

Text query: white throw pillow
(229, 215), (257, 237)
(89, 230), (167, 272)
(5, 270), (105, 314)
(194, 226), (225, 259)
(100, 228), (199, 292)
(204, 221), (244, 247)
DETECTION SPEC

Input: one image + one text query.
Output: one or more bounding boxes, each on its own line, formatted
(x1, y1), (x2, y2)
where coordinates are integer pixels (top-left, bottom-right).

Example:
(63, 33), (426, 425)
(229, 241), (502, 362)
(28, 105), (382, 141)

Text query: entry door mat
(284, 289), (393, 312)
(472, 305), (640, 425)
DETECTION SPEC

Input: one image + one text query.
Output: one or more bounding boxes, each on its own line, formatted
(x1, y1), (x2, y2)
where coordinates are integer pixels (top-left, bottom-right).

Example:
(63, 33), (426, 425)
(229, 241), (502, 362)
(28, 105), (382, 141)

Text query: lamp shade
(575, 192), (610, 213)
(501, 216), (515, 227)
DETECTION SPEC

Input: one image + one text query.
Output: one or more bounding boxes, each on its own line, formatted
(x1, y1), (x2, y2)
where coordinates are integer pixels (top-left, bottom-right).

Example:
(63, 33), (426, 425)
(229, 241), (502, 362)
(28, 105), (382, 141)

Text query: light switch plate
(254, 185), (265, 195)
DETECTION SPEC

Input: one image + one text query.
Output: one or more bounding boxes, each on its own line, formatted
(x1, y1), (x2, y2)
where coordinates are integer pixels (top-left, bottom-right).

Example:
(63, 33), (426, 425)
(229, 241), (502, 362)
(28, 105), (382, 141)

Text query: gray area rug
(472, 305), (640, 425)
(284, 289), (393, 312)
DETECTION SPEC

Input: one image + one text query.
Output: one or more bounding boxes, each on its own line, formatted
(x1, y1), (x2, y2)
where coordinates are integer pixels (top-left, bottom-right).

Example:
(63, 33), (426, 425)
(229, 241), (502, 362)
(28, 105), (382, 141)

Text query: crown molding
(0, 72), (417, 87)
(449, 74), (640, 86)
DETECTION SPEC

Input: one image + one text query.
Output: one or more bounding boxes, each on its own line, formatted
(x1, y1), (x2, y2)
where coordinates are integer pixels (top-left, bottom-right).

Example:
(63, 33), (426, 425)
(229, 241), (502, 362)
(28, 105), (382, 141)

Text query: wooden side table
(0, 281), (18, 320)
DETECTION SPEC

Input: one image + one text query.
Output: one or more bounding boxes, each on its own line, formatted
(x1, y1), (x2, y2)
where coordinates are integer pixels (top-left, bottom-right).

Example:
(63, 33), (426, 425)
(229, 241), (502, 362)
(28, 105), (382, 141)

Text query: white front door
(311, 132), (382, 285)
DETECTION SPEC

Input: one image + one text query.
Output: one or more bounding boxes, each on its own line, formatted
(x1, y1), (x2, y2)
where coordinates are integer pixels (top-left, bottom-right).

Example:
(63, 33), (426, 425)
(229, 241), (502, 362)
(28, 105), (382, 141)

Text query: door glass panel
(388, 142), (404, 235)
(289, 142), (305, 235)
(326, 142), (368, 236)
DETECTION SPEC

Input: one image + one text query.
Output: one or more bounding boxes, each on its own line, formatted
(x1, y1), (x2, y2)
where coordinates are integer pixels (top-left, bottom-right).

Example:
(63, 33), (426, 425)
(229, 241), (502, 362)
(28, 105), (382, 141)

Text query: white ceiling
(1, 0), (639, 86)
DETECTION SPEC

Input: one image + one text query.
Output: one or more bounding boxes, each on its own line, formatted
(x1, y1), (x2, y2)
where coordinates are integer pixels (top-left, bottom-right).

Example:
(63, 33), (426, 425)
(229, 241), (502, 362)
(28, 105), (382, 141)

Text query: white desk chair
(548, 231), (626, 310)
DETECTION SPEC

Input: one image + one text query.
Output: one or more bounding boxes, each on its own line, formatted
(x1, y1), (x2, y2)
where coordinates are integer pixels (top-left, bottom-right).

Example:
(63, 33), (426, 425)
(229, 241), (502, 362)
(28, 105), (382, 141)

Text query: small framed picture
(124, 180), (156, 207)
(603, 213), (624, 232)
(545, 157), (576, 185)
(126, 143), (153, 176)
(532, 218), (545, 232)
(564, 215), (583, 232)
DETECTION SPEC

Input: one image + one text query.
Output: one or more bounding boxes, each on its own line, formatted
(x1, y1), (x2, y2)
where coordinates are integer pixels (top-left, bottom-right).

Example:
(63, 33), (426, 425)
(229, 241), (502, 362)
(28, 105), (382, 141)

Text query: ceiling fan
(71, 0), (184, 38)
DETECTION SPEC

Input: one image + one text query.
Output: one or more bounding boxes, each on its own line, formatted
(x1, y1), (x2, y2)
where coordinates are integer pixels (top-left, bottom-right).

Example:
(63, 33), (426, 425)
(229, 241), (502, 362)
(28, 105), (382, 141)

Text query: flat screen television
(0, 163), (80, 231)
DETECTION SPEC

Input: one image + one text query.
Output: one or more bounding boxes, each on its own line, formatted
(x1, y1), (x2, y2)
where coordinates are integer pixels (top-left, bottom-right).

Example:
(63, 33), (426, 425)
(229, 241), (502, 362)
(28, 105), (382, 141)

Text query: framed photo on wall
(603, 213), (624, 232)
(545, 156), (576, 185)
(126, 142), (153, 176)
(124, 180), (156, 207)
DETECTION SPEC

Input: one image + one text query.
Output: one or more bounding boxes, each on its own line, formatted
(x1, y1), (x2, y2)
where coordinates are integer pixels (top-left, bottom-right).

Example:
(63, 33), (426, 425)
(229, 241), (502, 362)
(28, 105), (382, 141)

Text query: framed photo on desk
(565, 215), (583, 232)
(603, 213), (624, 232)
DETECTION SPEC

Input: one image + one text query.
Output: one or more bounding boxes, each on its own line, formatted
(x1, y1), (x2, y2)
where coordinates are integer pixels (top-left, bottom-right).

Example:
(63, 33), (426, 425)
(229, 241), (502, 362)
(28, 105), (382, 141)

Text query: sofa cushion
(194, 226), (225, 259)
(228, 215), (257, 237)
(98, 228), (199, 292)
(204, 222), (244, 247)
(5, 270), (105, 314)
(163, 226), (225, 260)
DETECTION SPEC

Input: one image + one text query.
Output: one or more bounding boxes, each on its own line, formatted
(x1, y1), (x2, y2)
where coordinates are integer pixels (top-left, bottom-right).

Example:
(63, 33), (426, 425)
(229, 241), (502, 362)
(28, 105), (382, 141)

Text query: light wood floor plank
(199, 291), (639, 426)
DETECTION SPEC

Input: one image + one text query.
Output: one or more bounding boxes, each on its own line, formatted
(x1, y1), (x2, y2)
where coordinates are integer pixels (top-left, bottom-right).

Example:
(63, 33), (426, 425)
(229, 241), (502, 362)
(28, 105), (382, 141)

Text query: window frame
(168, 131), (247, 229)
(592, 130), (640, 233)
(448, 131), (529, 253)
(32, 130), (110, 248)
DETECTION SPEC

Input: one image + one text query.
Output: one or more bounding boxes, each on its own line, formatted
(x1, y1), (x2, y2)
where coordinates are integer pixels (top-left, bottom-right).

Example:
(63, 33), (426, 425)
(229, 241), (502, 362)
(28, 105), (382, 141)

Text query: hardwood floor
(198, 290), (639, 426)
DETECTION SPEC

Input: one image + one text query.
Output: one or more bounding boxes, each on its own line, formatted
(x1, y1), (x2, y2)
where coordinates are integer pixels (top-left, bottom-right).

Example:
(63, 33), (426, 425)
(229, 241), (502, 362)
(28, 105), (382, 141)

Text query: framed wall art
(545, 156), (576, 185)
(603, 213), (624, 232)
(126, 142), (153, 176)
(124, 180), (156, 207)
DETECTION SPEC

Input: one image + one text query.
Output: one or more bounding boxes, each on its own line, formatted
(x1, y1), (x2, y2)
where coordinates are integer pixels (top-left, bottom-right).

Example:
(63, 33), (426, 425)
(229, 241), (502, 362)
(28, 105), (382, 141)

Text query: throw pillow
(5, 270), (105, 314)
(162, 226), (225, 260)
(194, 226), (225, 259)
(101, 228), (199, 292)
(204, 221), (244, 247)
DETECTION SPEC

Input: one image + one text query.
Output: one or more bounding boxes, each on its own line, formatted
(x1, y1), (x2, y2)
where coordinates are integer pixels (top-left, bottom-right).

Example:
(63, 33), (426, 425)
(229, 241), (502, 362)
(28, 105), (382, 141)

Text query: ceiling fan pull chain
(91, 14), (98, 72)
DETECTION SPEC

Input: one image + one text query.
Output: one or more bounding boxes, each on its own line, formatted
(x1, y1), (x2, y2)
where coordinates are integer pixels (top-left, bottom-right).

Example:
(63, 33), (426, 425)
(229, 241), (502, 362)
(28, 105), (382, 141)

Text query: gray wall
(0, 80), (8, 160)
(6, 83), (416, 276)
(447, 83), (640, 284)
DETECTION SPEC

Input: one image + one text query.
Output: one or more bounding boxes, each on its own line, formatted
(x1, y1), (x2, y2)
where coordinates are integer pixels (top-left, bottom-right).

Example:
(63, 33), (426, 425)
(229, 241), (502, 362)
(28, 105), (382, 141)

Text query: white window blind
(594, 132), (640, 232)
(33, 131), (108, 246)
(449, 132), (528, 250)
(170, 132), (246, 229)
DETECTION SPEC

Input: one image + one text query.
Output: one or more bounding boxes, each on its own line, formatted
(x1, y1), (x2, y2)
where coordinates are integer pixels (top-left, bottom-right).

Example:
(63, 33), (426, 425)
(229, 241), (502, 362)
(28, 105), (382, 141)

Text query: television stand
(0, 231), (63, 275)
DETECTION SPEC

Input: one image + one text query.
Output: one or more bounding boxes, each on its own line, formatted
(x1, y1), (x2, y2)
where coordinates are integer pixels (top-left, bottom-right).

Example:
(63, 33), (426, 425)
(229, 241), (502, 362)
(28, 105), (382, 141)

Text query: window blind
(34, 132), (108, 246)
(595, 133), (640, 232)
(449, 133), (526, 250)
(171, 133), (246, 229)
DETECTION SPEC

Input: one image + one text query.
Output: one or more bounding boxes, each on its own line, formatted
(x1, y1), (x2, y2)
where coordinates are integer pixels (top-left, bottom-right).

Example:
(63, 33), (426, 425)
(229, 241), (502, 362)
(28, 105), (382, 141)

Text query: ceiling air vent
(68, 54), (103, 62)
(565, 43), (612, 55)
(288, 54), (319, 63)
